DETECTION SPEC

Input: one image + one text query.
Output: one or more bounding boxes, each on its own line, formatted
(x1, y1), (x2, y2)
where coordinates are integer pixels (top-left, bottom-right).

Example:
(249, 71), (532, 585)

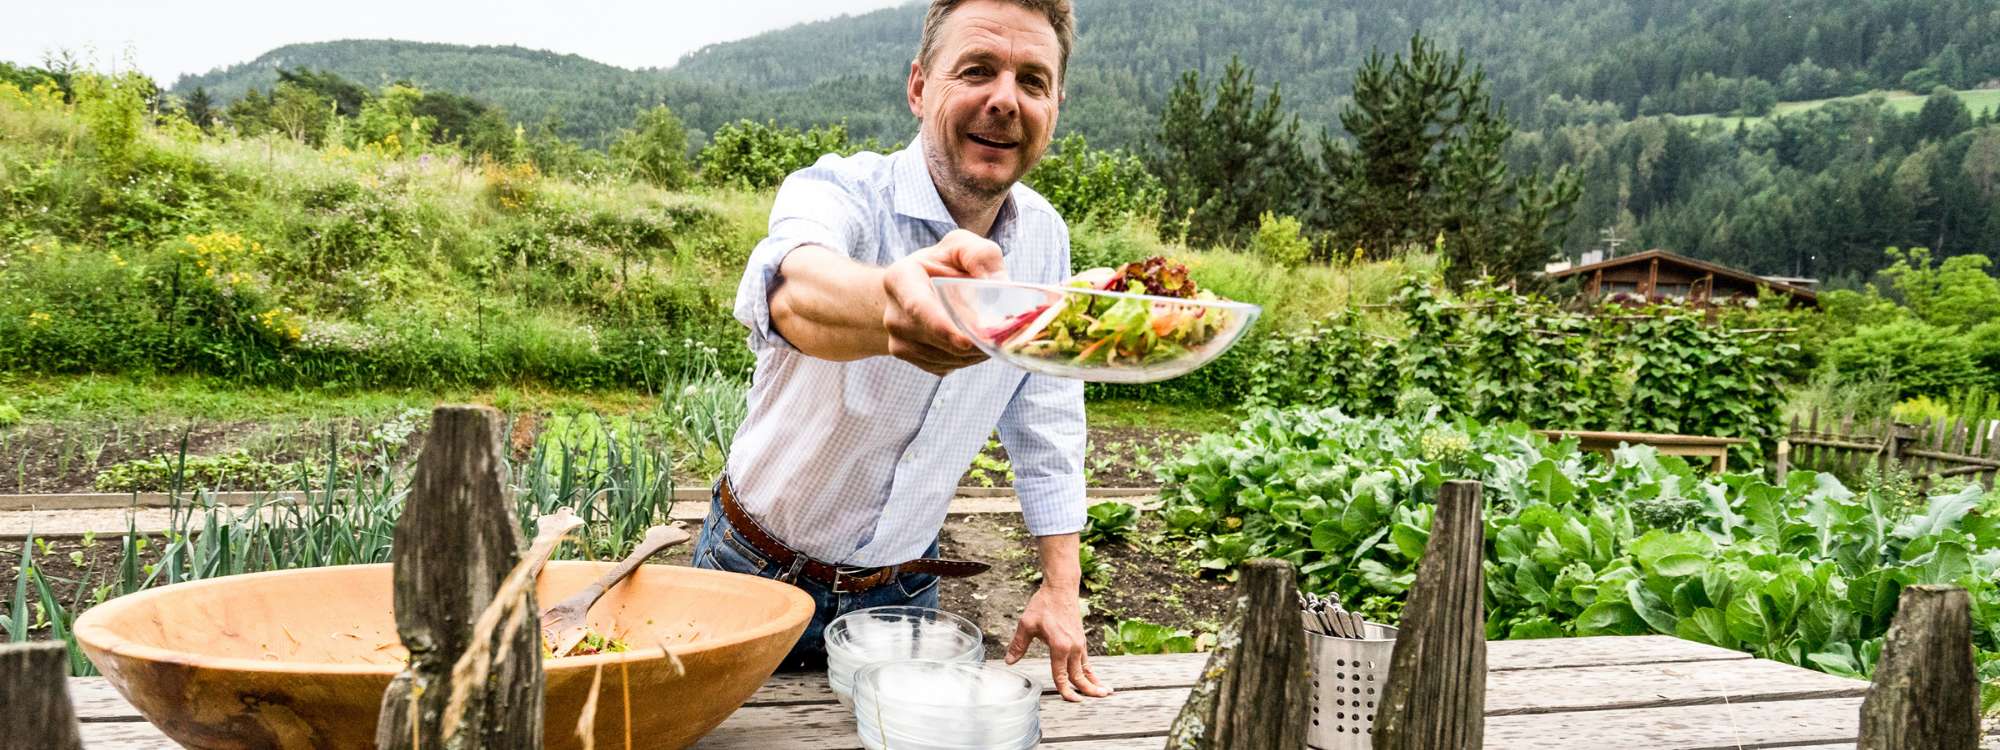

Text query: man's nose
(984, 73), (1021, 118)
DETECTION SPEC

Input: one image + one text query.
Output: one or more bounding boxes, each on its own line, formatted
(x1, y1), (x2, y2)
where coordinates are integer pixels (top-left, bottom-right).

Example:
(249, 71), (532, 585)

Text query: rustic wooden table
(1536, 429), (1747, 472)
(62, 635), (1988, 749)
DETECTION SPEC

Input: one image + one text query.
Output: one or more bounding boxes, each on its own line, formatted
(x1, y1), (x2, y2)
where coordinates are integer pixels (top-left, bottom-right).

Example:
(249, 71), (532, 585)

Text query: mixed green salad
(985, 256), (1234, 366)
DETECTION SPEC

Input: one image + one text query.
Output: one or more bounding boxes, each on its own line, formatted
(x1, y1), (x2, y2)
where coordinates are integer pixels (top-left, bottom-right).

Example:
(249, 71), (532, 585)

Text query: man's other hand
(1006, 582), (1114, 702)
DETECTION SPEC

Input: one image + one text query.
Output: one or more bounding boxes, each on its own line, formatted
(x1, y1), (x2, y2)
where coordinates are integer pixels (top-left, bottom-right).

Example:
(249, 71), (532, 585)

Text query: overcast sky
(3, 0), (917, 84)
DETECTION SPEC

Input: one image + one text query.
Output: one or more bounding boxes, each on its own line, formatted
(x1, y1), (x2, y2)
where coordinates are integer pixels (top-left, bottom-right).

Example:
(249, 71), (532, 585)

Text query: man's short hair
(917, 0), (1076, 87)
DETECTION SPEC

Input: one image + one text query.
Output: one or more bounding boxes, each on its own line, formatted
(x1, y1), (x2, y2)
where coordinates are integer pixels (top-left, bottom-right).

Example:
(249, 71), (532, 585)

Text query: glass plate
(932, 277), (1261, 384)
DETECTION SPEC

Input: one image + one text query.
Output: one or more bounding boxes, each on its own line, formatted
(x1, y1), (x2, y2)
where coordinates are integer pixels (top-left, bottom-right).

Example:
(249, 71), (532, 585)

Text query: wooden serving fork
(539, 523), (692, 657)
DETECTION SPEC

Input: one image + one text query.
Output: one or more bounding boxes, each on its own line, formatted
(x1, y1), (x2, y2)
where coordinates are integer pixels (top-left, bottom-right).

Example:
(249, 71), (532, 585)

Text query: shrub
(1248, 211), (1311, 268)
(1024, 133), (1161, 225)
(611, 105), (693, 190)
(1822, 319), (1986, 398)
(697, 120), (875, 190)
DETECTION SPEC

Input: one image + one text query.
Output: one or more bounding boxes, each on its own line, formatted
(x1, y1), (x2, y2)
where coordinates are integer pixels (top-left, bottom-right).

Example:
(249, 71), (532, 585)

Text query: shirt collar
(892, 135), (1022, 247)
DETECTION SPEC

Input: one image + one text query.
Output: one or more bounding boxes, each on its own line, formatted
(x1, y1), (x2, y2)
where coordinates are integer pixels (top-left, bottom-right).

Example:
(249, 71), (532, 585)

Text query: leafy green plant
(1083, 501), (1138, 545)
(93, 452), (308, 493)
(1158, 408), (2000, 692)
(1102, 618), (1209, 655)
(0, 403), (20, 427)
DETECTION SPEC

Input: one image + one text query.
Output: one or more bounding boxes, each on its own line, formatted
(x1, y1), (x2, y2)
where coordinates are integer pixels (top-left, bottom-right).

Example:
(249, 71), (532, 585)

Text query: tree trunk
(1373, 480), (1486, 750)
(1165, 558), (1312, 750)
(1858, 584), (1978, 750)
(376, 405), (545, 750)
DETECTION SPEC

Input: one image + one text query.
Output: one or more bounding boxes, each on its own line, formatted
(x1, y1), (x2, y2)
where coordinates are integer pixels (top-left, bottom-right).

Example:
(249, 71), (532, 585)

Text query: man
(689, 0), (1112, 702)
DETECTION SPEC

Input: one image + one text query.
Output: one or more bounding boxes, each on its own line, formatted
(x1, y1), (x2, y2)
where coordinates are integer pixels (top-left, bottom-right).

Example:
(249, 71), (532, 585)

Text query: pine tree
(1149, 56), (1311, 249)
(1915, 86), (1972, 144)
(182, 86), (216, 130)
(1319, 34), (1580, 284)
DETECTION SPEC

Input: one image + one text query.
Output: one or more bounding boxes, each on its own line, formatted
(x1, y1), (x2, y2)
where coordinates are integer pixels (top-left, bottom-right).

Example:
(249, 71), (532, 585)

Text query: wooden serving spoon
(540, 522), (692, 657)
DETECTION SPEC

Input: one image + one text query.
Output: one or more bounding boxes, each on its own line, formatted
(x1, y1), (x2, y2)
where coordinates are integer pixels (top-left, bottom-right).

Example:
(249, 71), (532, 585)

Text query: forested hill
(167, 40), (708, 145)
(169, 0), (2000, 150)
(664, 0), (2000, 148)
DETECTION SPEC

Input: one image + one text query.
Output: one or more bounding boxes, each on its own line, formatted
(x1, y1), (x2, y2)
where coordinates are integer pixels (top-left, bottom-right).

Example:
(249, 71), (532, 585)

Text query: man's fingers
(886, 266), (980, 353)
(1050, 658), (1081, 702)
(1072, 653), (1113, 697)
(931, 229), (1007, 279)
(1004, 621), (1034, 664)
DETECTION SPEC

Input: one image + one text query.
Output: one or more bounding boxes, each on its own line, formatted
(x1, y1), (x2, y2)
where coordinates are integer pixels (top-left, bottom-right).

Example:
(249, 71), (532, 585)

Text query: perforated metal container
(1305, 622), (1397, 750)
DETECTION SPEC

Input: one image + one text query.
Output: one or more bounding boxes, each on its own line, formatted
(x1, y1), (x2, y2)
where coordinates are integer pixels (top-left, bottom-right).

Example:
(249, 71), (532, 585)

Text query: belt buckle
(831, 564), (890, 594)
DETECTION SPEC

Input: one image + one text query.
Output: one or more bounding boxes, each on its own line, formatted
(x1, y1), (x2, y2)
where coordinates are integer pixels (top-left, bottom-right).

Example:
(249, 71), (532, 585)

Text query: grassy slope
(1, 84), (1426, 427)
(1677, 88), (2000, 129)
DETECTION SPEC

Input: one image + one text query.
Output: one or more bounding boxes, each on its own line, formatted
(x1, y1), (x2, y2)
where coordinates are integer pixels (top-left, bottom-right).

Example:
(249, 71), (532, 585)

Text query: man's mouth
(967, 133), (1019, 150)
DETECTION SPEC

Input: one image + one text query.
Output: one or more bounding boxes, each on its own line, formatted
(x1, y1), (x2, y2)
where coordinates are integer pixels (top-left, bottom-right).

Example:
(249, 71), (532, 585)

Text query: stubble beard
(922, 126), (1016, 212)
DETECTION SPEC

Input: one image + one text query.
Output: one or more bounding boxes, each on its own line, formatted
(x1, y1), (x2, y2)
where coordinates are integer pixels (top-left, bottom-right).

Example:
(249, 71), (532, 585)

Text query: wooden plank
(1485, 658), (1867, 715)
(695, 663), (1872, 749)
(1838, 412), (1856, 476)
(0, 486), (1162, 513)
(696, 685), (1196, 749)
(69, 638), (1760, 722)
(71, 654), (1874, 749)
(75, 722), (179, 749)
(1807, 406), (1822, 471)
(1534, 430), (1745, 447)
(1976, 424), (1992, 494)
(1485, 697), (1866, 749)
(65, 679), (144, 721)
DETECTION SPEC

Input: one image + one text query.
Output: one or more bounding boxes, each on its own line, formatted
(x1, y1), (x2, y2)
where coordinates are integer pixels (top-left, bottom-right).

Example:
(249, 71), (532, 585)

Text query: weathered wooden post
(1858, 585), (1978, 750)
(1373, 480), (1485, 750)
(376, 405), (545, 750)
(1165, 558), (1312, 749)
(0, 641), (84, 750)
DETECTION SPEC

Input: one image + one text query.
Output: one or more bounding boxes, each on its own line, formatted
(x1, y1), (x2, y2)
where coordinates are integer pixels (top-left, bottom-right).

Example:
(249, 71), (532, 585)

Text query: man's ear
(907, 59), (925, 119)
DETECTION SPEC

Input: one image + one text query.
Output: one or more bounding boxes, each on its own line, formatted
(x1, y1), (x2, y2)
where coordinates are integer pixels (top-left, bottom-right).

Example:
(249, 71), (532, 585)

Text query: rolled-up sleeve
(733, 159), (868, 352)
(998, 372), (1087, 537)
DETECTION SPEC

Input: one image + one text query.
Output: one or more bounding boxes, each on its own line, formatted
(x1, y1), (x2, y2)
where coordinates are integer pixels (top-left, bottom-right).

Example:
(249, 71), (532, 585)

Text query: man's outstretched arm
(770, 229), (1004, 375)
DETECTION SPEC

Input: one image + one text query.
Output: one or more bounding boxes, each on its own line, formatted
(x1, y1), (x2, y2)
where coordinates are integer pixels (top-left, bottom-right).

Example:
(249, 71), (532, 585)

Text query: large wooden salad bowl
(74, 561), (813, 749)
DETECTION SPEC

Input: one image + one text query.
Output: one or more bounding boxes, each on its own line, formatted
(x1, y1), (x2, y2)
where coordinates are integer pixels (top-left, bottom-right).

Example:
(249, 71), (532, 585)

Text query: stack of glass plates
(825, 606), (983, 708)
(851, 660), (1042, 750)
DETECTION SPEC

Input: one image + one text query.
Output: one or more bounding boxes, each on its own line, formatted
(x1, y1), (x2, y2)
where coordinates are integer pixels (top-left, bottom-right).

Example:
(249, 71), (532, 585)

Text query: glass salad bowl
(932, 276), (1261, 384)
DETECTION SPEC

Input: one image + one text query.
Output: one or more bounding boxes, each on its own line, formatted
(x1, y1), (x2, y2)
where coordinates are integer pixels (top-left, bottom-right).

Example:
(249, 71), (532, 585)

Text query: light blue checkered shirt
(727, 137), (1086, 568)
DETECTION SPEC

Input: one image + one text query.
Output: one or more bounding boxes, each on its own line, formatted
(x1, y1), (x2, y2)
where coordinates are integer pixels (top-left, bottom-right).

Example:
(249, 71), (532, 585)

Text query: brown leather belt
(717, 477), (990, 594)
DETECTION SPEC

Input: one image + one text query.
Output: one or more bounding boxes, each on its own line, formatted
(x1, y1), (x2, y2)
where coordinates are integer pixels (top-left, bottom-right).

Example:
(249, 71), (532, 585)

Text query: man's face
(908, 0), (1063, 203)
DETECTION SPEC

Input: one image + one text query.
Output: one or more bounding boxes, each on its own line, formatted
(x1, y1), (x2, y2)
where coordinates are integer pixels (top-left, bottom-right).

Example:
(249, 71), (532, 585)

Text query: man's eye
(962, 66), (992, 78)
(1022, 76), (1048, 92)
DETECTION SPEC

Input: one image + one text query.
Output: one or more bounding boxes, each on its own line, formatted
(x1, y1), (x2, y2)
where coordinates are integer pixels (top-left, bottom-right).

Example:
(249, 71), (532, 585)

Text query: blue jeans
(690, 489), (942, 672)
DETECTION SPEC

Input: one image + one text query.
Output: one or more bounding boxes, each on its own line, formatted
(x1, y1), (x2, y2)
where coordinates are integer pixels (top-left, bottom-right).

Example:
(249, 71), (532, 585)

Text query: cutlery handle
(552, 525), (689, 613)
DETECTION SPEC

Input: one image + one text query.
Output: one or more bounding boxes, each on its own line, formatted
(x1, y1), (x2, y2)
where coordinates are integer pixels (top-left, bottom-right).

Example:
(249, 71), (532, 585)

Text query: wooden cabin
(1545, 249), (1819, 308)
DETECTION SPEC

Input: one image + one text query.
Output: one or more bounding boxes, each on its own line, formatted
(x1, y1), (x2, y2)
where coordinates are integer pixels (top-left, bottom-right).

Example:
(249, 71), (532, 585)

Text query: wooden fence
(1781, 408), (2000, 489)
